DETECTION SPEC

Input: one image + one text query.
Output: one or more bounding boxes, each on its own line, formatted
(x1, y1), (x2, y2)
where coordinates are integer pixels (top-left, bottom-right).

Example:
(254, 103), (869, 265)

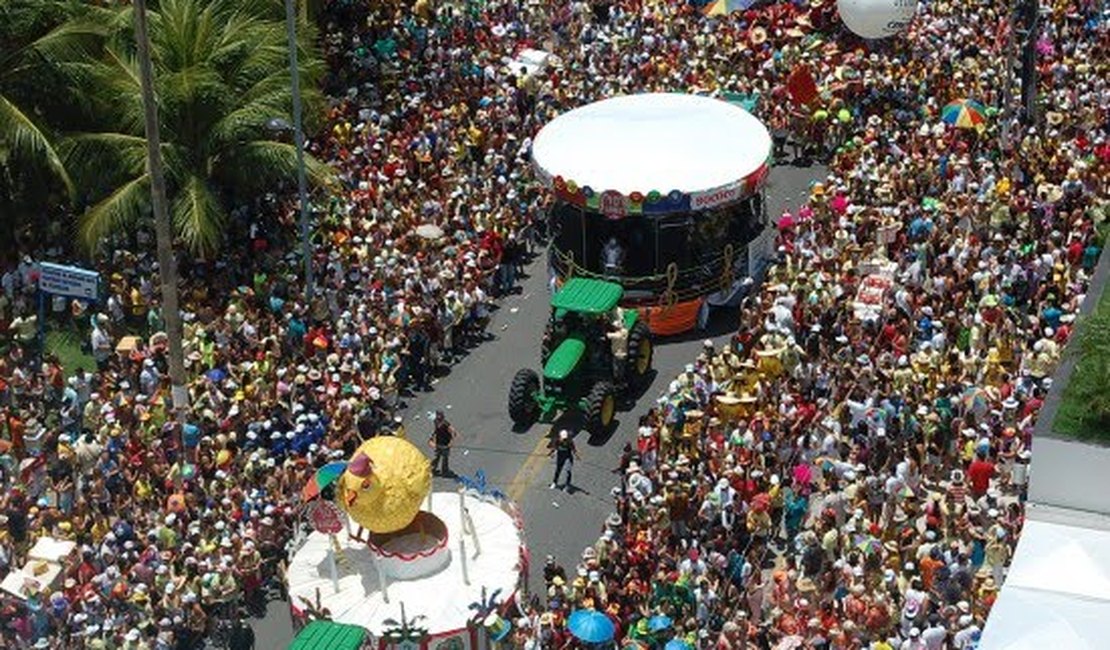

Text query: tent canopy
(979, 519), (1110, 649)
(531, 93), (771, 199)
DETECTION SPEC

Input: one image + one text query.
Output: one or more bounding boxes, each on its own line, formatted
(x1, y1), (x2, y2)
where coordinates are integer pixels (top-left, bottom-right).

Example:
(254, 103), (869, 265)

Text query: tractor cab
(509, 278), (653, 433)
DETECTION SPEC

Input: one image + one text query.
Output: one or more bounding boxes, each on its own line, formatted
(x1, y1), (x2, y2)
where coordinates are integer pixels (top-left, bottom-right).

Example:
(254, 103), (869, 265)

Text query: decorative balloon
(837, 0), (916, 39)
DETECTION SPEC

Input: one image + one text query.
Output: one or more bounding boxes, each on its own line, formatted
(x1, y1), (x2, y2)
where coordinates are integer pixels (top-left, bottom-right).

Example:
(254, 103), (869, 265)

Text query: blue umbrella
(205, 368), (226, 382)
(566, 610), (616, 644)
(648, 614), (673, 632)
(665, 640), (692, 650)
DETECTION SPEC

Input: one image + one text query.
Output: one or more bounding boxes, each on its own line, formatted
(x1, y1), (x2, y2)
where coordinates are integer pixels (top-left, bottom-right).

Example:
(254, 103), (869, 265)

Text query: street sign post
(38, 263), (100, 301)
(36, 262), (100, 361)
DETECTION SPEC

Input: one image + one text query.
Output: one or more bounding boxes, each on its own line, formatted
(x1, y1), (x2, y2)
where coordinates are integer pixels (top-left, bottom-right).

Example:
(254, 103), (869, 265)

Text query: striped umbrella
(941, 99), (988, 129)
(301, 461), (348, 501)
(702, 0), (757, 16)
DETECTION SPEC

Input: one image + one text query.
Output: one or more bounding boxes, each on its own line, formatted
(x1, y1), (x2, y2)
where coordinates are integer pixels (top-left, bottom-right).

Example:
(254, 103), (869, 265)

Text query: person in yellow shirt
(466, 122), (484, 163)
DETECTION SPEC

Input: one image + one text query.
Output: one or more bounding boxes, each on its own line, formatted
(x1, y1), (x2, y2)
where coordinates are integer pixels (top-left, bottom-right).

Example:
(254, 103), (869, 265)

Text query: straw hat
(750, 27), (768, 45)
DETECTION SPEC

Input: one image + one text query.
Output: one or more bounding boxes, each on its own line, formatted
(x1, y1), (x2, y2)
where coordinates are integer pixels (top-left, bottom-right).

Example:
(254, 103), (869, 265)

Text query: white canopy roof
(979, 518), (1110, 649)
(531, 93), (771, 197)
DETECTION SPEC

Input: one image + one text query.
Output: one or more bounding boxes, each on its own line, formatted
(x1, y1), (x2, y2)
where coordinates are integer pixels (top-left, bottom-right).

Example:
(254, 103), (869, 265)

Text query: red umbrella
(793, 463), (813, 486)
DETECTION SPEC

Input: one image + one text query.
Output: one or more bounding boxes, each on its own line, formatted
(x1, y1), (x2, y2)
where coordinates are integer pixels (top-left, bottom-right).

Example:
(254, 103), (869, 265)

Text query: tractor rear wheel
(508, 369), (540, 425)
(584, 381), (617, 434)
(625, 321), (653, 386)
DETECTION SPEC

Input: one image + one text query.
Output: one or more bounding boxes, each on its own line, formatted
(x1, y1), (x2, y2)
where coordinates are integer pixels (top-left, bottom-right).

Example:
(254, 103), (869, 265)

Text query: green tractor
(508, 278), (653, 433)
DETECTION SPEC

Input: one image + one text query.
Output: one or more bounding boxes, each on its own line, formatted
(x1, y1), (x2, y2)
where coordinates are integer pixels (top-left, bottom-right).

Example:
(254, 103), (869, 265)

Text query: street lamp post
(1019, 0), (1041, 124)
(133, 0), (190, 436)
(283, 0), (315, 302)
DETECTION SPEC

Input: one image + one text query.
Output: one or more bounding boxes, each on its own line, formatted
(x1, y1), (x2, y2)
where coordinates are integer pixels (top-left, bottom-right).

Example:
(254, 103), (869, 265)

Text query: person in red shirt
(967, 452), (996, 498)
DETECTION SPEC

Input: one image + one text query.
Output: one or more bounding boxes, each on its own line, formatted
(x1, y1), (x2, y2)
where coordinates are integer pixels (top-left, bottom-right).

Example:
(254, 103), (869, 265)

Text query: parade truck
(507, 278), (653, 433)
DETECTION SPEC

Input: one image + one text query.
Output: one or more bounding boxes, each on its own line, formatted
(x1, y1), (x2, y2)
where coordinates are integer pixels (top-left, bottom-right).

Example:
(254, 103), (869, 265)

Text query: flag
(786, 65), (819, 107)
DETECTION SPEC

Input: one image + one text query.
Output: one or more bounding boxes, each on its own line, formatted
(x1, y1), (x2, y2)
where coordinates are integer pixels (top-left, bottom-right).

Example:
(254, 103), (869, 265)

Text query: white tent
(0, 536), (75, 600)
(978, 517), (1110, 649)
(531, 93), (771, 198)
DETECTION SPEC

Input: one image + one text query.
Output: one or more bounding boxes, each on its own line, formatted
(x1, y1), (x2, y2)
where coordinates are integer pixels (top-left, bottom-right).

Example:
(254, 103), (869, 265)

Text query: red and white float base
(287, 489), (528, 649)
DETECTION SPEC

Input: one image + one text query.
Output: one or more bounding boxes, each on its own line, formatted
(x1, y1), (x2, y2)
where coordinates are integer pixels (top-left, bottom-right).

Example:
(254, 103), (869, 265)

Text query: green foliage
(0, 0), (108, 226)
(1055, 291), (1110, 442)
(61, 0), (332, 256)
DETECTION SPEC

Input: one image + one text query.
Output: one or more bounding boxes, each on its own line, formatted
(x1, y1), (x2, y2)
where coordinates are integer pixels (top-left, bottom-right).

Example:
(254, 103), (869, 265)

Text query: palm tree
(0, 0), (105, 248)
(63, 0), (332, 256)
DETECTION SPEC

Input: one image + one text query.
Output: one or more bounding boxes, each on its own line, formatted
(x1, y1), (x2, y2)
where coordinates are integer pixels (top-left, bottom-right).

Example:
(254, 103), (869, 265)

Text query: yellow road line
(506, 426), (553, 502)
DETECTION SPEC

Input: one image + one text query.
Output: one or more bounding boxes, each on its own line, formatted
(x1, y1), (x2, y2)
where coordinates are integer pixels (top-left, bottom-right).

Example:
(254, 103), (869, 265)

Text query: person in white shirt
(952, 615), (980, 649)
(919, 618), (947, 650)
(91, 316), (112, 369)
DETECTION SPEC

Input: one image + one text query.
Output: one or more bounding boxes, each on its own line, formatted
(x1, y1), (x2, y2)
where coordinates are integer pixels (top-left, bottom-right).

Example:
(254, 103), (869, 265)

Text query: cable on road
(455, 444), (617, 474)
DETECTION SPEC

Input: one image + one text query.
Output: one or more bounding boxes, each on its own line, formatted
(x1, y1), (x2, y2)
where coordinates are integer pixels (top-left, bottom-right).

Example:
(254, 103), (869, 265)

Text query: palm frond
(171, 174), (228, 255)
(61, 132), (149, 181)
(13, 16), (109, 70)
(208, 89), (297, 144)
(216, 139), (335, 192)
(0, 94), (73, 195)
(77, 173), (151, 251)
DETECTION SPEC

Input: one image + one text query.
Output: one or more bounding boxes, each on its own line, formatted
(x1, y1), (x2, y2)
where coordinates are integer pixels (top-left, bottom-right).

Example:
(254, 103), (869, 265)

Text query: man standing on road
(429, 410), (457, 476)
(549, 429), (579, 490)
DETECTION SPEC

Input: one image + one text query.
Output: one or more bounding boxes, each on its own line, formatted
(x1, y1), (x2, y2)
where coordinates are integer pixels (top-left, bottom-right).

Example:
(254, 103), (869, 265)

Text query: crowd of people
(501, 0), (1109, 649)
(0, 0), (1107, 648)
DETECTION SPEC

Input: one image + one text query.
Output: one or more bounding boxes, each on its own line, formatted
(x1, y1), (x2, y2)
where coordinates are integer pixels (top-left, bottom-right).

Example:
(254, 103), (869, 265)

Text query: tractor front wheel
(625, 321), (653, 387)
(508, 369), (540, 425)
(584, 381), (617, 434)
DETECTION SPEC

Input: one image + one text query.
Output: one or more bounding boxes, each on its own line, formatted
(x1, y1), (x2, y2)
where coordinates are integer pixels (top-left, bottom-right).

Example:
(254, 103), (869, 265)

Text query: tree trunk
(134, 0), (190, 425)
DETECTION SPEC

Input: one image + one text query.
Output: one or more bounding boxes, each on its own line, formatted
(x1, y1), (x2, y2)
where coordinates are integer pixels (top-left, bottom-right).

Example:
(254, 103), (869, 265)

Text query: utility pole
(999, 8), (1017, 148)
(1019, 0), (1040, 124)
(133, 0), (190, 430)
(284, 0), (315, 301)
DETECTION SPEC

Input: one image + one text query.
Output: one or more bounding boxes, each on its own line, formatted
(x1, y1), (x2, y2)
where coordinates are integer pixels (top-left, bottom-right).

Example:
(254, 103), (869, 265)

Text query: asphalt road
(251, 160), (825, 648)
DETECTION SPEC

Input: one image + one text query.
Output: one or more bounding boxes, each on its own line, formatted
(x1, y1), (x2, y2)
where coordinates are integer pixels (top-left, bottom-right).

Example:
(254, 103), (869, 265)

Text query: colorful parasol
(941, 99), (988, 129)
(853, 534), (881, 556)
(702, 0), (757, 16)
(302, 461), (348, 501)
(567, 610), (616, 643)
(960, 386), (990, 420)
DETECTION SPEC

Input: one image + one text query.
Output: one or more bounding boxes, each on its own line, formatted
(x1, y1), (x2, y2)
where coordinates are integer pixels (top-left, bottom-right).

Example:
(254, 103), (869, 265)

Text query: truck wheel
(508, 369), (540, 425)
(584, 381), (617, 434)
(625, 321), (653, 384)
